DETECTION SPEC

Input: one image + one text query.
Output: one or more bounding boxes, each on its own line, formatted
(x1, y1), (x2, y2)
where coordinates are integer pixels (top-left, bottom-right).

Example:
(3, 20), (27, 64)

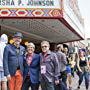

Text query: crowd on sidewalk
(0, 32), (90, 90)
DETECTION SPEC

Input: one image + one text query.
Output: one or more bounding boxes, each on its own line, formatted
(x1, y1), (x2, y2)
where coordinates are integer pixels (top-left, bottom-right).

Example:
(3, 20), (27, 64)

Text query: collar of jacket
(11, 44), (20, 49)
(42, 50), (51, 56)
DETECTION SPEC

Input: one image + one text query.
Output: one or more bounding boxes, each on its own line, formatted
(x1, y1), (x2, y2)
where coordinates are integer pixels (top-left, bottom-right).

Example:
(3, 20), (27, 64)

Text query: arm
(86, 57), (90, 69)
(3, 46), (10, 76)
(53, 53), (60, 84)
(77, 56), (82, 72)
(61, 53), (67, 65)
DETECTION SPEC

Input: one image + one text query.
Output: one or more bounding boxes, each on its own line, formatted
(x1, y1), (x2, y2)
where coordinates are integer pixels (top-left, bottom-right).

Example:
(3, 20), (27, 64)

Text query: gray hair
(27, 42), (35, 49)
(41, 41), (50, 47)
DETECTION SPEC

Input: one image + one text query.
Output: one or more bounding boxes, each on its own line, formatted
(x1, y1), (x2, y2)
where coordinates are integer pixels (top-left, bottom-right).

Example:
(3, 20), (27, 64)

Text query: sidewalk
(29, 73), (90, 90)
(69, 73), (90, 90)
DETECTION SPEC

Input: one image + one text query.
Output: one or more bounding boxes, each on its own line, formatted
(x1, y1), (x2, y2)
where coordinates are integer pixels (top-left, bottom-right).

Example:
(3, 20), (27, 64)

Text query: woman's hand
(79, 69), (82, 73)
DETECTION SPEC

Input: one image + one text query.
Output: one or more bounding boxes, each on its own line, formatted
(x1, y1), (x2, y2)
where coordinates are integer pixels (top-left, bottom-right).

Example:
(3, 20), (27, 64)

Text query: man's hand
(55, 80), (59, 85)
(7, 75), (11, 81)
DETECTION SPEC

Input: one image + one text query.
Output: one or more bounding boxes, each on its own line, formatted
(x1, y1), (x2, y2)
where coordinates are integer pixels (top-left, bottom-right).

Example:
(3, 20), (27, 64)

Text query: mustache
(15, 40), (21, 44)
(15, 40), (20, 42)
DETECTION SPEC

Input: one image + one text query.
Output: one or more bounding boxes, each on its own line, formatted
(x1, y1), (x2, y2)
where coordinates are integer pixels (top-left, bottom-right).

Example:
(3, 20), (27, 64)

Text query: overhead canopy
(0, 19), (83, 43)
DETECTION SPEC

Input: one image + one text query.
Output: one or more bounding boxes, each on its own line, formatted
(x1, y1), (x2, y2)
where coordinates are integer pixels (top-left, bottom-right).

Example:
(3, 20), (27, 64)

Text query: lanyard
(42, 54), (48, 62)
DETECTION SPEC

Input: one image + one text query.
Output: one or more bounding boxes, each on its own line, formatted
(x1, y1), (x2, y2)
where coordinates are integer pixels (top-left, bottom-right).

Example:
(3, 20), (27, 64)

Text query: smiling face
(27, 46), (35, 54)
(13, 36), (22, 46)
(27, 43), (35, 54)
(41, 41), (50, 53)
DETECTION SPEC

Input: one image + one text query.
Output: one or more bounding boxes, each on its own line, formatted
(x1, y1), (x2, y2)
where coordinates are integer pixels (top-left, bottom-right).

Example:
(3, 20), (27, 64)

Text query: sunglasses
(41, 46), (48, 48)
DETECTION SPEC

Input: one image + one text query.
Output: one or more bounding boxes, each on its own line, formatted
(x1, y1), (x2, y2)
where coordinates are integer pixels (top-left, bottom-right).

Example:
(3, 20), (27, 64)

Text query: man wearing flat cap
(3, 32), (25, 90)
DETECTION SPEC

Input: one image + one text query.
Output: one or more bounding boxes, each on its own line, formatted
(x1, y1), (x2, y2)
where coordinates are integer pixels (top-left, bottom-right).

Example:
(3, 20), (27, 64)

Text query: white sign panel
(63, 0), (84, 38)
(0, 0), (61, 8)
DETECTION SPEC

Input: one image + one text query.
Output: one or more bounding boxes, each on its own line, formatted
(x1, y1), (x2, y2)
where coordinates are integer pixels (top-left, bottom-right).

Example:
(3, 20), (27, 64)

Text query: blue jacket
(23, 53), (40, 83)
(3, 44), (25, 76)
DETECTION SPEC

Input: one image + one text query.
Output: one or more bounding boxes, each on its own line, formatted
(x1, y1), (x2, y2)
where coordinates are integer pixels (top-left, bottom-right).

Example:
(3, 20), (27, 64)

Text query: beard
(15, 41), (21, 46)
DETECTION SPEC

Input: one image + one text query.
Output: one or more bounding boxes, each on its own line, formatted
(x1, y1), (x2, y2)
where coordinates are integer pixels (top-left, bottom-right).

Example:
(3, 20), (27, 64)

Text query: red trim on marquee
(0, 8), (62, 18)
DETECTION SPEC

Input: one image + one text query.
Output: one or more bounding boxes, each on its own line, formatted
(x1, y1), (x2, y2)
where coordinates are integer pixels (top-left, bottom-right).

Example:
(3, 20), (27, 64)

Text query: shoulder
(56, 51), (65, 56)
(33, 53), (40, 61)
(20, 45), (25, 50)
(3, 44), (12, 53)
(34, 53), (40, 57)
(51, 51), (56, 55)
(33, 53), (40, 59)
(50, 52), (57, 58)
(5, 44), (11, 49)
(20, 45), (25, 53)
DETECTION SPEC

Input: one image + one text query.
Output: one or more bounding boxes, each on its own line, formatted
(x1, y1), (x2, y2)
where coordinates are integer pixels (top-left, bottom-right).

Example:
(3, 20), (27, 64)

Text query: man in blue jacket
(3, 32), (25, 90)
(22, 42), (40, 90)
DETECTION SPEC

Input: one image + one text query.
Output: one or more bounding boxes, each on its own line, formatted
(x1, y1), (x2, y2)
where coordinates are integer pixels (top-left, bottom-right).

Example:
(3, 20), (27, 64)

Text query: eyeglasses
(41, 46), (48, 48)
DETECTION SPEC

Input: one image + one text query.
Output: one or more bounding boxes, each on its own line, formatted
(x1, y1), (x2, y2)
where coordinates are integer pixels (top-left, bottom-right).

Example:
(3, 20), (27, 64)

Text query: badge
(41, 65), (46, 74)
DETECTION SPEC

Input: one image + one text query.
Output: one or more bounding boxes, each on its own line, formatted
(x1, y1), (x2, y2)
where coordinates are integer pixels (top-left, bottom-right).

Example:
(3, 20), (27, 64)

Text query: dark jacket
(3, 44), (25, 76)
(23, 53), (40, 83)
(40, 51), (60, 83)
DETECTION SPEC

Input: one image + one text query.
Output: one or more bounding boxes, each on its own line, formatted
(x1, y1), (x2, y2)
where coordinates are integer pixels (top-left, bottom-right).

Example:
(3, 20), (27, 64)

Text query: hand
(55, 80), (59, 85)
(7, 75), (11, 81)
(79, 69), (82, 73)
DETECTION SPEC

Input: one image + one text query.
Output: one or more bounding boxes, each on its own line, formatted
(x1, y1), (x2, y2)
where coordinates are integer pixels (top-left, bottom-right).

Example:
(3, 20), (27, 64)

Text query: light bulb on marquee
(25, 41), (29, 46)
(9, 40), (14, 44)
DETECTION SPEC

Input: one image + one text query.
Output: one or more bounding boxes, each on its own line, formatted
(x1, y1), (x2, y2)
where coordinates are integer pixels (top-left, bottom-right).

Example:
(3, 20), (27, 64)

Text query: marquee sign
(0, 0), (60, 8)
(0, 0), (62, 17)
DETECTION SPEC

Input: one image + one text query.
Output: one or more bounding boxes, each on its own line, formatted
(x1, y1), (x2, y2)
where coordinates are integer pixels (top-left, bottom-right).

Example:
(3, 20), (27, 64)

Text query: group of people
(0, 32), (90, 90)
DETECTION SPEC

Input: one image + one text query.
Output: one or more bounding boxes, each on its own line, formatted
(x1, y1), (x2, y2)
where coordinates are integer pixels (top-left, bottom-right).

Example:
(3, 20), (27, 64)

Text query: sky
(78, 0), (90, 38)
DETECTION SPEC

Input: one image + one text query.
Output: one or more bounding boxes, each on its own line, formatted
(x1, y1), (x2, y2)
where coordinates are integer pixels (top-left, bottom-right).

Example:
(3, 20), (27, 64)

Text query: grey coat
(56, 51), (67, 72)
(40, 50), (60, 83)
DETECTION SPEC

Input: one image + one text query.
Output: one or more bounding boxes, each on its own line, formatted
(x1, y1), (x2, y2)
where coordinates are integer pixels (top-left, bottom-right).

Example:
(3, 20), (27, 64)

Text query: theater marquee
(0, 0), (62, 17)
(0, 0), (60, 8)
